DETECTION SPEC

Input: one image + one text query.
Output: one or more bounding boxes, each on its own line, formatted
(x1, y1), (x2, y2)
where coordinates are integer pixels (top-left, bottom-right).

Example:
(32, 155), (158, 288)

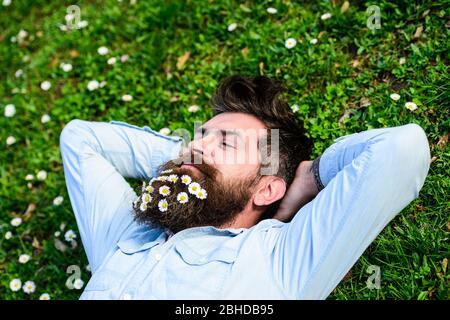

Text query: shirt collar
(165, 225), (247, 243)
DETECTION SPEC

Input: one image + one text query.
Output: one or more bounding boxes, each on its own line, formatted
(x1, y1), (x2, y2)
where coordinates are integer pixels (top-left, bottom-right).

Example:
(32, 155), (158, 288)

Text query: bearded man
(60, 75), (430, 299)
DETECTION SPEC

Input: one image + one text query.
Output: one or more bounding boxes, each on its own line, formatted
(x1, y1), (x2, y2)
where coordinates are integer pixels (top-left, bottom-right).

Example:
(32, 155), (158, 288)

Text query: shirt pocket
(152, 242), (239, 299)
(174, 241), (238, 265)
(84, 269), (120, 292)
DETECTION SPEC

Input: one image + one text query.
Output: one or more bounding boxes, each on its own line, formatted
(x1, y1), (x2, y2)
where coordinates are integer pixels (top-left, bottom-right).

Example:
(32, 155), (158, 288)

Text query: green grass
(0, 0), (448, 300)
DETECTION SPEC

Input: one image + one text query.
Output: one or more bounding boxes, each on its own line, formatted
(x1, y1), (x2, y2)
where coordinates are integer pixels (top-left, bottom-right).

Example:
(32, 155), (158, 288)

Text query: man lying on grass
(60, 75), (430, 299)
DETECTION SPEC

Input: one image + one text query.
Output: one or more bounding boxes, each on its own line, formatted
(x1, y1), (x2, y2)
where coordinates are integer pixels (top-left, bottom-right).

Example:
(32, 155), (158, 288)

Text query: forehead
(203, 112), (267, 133)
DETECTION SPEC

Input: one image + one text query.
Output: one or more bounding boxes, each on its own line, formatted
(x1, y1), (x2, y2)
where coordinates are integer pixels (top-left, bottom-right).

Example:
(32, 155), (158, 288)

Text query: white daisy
(37, 170), (47, 181)
(181, 175), (192, 185)
(187, 105), (199, 113)
(141, 193), (152, 204)
(5, 231), (12, 239)
(285, 38), (297, 49)
(64, 229), (77, 242)
(195, 188), (208, 200)
(87, 80), (100, 91)
(140, 202), (148, 211)
(54, 231), (60, 237)
(97, 46), (109, 55)
(159, 127), (171, 135)
(161, 169), (174, 174)
(53, 196), (64, 205)
(107, 57), (117, 65)
(3, 0), (12, 6)
(390, 93), (401, 101)
(122, 94), (133, 102)
(23, 280), (36, 294)
(4, 104), (16, 117)
(73, 278), (84, 290)
(177, 192), (189, 204)
(158, 199), (169, 212)
(39, 293), (51, 300)
(6, 136), (16, 146)
(61, 63), (73, 72)
(310, 38), (318, 44)
(25, 174), (34, 181)
(41, 114), (51, 123)
(227, 22), (237, 32)
(18, 254), (30, 264)
(120, 54), (129, 62)
(321, 13), (332, 20)
(15, 69), (23, 78)
(17, 29), (28, 40)
(168, 174), (178, 183)
(157, 175), (168, 181)
(159, 185), (171, 196)
(9, 279), (22, 292)
(11, 217), (22, 227)
(267, 7), (277, 14)
(99, 81), (107, 87)
(40, 81), (51, 91)
(291, 104), (299, 113)
(405, 102), (418, 111)
(145, 185), (154, 193)
(188, 182), (201, 195)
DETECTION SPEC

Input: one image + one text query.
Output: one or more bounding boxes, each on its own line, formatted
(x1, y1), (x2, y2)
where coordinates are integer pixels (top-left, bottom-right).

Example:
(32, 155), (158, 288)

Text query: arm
(262, 123), (431, 299)
(59, 119), (183, 272)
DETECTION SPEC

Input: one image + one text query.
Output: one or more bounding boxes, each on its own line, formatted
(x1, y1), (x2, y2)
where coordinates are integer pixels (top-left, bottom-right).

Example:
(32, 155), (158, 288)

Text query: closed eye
(222, 141), (236, 149)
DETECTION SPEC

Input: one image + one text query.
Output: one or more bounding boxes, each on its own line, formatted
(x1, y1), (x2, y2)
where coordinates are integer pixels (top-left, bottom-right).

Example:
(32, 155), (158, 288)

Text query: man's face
(132, 113), (269, 233)
(185, 112), (268, 181)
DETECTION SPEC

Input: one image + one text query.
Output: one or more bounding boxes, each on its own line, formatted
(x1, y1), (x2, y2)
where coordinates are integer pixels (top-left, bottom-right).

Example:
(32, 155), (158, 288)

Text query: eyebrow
(196, 126), (243, 142)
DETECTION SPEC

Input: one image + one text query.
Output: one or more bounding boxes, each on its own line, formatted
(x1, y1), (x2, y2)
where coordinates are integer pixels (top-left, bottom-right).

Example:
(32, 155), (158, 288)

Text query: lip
(181, 163), (202, 174)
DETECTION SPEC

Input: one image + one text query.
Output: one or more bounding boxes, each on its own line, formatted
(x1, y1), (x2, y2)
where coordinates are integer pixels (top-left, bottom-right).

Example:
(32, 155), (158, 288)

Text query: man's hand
(273, 160), (319, 222)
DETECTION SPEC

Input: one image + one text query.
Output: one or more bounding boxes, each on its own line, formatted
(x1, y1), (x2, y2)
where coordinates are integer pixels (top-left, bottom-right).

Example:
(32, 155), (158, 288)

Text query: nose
(188, 131), (218, 163)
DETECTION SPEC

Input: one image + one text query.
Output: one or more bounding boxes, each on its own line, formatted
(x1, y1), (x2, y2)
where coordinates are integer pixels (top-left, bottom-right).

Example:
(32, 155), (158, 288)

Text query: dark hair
(209, 75), (314, 219)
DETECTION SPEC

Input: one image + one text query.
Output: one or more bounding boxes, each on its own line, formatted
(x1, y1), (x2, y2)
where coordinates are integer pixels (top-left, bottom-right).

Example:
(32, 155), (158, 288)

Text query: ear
(253, 176), (286, 207)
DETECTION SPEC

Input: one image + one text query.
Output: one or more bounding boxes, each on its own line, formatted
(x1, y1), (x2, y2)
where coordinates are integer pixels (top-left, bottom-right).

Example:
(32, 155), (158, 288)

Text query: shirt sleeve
(59, 119), (183, 272)
(261, 123), (431, 299)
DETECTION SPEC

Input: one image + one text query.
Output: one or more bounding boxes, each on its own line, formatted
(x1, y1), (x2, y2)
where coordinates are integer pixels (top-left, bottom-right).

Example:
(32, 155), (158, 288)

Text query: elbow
(59, 119), (88, 153)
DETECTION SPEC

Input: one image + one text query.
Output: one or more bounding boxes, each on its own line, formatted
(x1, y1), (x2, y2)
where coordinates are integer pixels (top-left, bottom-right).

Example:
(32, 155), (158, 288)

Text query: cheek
(218, 163), (259, 181)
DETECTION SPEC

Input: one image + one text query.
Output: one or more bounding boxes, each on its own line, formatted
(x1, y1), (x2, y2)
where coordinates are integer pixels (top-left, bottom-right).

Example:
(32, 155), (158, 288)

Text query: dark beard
(132, 155), (261, 234)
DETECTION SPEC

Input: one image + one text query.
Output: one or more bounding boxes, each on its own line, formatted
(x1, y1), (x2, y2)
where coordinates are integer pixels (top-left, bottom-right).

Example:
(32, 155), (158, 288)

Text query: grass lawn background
(0, 0), (448, 299)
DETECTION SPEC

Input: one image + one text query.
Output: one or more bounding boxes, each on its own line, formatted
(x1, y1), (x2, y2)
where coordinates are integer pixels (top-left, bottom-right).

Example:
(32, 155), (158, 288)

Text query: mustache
(176, 152), (219, 180)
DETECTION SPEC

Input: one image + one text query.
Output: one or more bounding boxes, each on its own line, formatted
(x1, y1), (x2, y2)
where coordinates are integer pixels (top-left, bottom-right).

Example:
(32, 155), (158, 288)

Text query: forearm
(313, 126), (402, 190)
(60, 119), (183, 180)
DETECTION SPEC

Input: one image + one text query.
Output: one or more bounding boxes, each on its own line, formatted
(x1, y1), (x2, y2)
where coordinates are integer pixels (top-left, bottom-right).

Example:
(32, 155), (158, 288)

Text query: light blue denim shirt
(59, 120), (430, 300)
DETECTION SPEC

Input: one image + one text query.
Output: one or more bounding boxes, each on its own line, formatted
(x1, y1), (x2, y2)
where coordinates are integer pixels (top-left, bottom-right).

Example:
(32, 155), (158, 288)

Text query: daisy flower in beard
(177, 192), (189, 204)
(158, 199), (169, 212)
